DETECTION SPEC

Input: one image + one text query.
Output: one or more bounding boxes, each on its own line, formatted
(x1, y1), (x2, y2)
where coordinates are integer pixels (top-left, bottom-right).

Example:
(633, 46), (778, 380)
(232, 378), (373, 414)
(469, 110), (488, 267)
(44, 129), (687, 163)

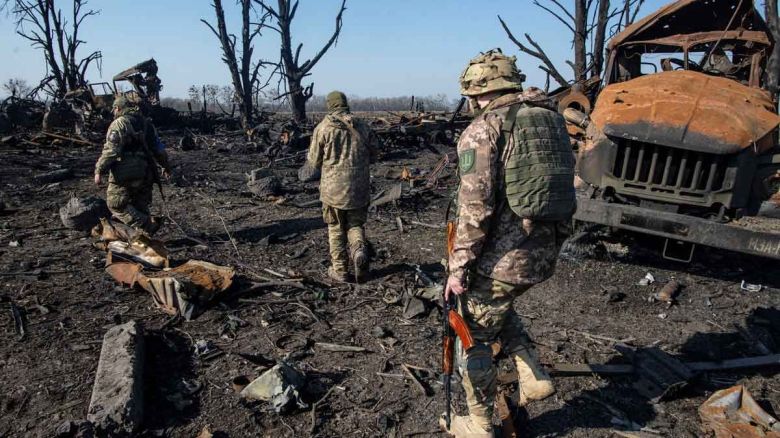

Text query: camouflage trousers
(106, 181), (154, 231)
(456, 273), (540, 430)
(322, 205), (368, 275)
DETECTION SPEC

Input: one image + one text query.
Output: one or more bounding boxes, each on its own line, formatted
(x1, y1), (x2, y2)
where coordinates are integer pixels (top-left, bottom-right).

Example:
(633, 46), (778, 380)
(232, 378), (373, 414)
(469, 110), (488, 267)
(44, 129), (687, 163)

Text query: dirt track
(1, 130), (779, 437)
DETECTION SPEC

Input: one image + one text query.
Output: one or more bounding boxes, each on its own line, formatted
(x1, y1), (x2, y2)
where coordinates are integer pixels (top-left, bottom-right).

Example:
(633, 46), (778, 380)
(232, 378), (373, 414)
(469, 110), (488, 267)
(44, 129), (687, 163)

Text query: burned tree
(202, 0), (274, 131)
(767, 0), (780, 98)
(2, 78), (32, 98)
(259, 0), (347, 124)
(499, 0), (644, 87)
(3, 0), (102, 98)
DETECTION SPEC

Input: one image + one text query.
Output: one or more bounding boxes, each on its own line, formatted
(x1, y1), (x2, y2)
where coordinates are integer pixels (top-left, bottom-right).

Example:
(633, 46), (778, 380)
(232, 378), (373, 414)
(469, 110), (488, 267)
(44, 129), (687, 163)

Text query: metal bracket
(663, 239), (696, 263)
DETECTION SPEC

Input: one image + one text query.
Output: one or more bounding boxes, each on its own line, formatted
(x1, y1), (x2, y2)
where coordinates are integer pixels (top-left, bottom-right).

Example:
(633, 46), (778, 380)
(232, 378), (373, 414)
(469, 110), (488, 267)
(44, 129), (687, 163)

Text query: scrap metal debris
(106, 234), (170, 269)
(637, 273), (655, 286)
(740, 281), (763, 293)
(651, 280), (680, 305)
(107, 260), (235, 320)
(240, 362), (308, 413)
(699, 385), (780, 438)
(615, 344), (696, 402)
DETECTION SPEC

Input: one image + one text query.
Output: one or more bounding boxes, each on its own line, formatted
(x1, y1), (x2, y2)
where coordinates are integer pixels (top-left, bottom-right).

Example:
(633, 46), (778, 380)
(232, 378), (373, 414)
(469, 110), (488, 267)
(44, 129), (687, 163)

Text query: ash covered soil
(0, 125), (779, 438)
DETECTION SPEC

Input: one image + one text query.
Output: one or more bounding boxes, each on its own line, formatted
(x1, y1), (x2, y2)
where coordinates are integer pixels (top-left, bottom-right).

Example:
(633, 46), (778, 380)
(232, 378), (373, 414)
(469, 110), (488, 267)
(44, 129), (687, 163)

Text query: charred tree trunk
(260, 0), (346, 124)
(6, 0), (101, 99)
(766, 0), (780, 99)
(202, 0), (269, 131)
(592, 0), (611, 78)
(573, 0), (587, 81)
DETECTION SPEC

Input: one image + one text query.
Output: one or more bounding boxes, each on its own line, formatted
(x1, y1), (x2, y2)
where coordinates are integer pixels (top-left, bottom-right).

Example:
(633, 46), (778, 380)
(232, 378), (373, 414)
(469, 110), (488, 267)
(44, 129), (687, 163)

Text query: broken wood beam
(41, 131), (99, 146)
(315, 342), (367, 353)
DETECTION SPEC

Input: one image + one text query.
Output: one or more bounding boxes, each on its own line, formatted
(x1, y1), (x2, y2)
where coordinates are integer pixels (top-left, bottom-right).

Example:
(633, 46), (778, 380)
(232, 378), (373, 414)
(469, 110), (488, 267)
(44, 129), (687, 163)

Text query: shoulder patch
(459, 148), (476, 174)
(107, 130), (121, 144)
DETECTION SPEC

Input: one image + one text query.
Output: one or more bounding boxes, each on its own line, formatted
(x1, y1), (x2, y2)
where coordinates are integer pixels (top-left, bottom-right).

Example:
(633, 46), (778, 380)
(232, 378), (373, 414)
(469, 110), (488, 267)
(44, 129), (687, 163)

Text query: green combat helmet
(459, 49), (526, 96)
(112, 94), (139, 115)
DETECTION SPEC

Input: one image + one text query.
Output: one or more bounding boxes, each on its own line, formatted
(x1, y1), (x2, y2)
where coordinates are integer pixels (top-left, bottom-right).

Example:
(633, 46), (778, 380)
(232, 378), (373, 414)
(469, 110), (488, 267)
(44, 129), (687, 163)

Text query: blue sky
(0, 0), (672, 99)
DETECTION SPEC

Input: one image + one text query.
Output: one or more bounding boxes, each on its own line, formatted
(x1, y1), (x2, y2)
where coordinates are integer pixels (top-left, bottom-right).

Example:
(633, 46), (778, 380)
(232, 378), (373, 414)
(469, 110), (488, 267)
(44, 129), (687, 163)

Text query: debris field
(0, 118), (778, 438)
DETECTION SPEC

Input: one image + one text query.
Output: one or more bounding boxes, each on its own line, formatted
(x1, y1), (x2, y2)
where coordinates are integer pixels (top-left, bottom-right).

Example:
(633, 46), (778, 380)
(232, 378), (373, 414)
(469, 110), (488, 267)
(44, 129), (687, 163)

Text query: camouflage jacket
(307, 111), (379, 209)
(95, 112), (170, 185)
(449, 90), (570, 286)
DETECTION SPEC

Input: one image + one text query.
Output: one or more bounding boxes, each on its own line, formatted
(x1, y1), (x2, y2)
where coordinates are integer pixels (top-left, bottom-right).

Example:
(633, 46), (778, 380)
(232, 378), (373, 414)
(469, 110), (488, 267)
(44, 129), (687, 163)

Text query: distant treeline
(159, 85), (458, 114)
(307, 94), (455, 112)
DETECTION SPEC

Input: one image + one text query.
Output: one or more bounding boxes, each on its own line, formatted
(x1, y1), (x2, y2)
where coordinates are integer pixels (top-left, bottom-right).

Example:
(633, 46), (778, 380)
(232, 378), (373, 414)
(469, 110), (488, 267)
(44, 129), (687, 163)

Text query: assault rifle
(442, 221), (475, 429)
(442, 293), (474, 428)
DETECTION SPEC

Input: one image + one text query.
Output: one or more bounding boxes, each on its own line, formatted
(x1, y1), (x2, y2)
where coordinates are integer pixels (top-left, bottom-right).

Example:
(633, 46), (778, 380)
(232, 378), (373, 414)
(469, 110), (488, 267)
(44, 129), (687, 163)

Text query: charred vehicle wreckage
(571, 0), (780, 261)
(43, 59), (178, 133)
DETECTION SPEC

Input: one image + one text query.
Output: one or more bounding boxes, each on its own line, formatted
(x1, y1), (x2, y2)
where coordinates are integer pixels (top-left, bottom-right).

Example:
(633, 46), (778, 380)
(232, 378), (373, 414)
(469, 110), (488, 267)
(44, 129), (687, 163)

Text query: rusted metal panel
(607, 0), (772, 51)
(622, 31), (771, 51)
(590, 70), (780, 155)
(699, 385), (780, 438)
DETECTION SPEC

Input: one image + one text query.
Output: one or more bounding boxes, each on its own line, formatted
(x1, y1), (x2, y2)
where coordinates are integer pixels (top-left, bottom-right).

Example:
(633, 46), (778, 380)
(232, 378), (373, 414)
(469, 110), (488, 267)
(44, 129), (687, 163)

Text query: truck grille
(611, 141), (728, 198)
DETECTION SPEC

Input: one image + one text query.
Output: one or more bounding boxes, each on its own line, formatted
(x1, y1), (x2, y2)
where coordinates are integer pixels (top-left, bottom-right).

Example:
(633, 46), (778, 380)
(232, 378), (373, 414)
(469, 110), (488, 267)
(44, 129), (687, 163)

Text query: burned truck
(574, 0), (780, 261)
(45, 59), (177, 132)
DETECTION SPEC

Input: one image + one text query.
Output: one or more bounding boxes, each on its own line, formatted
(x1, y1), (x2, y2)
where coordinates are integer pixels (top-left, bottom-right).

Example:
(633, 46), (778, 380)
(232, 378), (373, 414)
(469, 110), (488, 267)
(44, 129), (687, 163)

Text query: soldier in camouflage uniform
(308, 91), (379, 283)
(94, 95), (171, 234)
(442, 50), (576, 437)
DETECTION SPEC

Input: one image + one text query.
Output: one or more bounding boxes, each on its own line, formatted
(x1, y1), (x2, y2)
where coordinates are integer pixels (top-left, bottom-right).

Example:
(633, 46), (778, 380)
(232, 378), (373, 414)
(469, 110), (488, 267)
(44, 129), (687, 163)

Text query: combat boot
(352, 245), (369, 283)
(144, 216), (165, 235)
(514, 347), (555, 406)
(327, 266), (349, 282)
(439, 414), (494, 438)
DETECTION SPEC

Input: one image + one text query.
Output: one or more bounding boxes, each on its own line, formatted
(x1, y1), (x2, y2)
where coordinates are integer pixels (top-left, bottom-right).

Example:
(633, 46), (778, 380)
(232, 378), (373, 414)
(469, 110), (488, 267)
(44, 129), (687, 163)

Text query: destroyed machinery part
(2, 97), (45, 130)
(573, 0), (780, 261)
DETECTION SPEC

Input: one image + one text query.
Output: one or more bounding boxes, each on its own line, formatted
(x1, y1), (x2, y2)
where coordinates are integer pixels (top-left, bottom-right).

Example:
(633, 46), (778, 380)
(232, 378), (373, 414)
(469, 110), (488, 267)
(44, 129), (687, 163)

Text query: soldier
(307, 91), (379, 283)
(442, 49), (576, 437)
(94, 95), (171, 234)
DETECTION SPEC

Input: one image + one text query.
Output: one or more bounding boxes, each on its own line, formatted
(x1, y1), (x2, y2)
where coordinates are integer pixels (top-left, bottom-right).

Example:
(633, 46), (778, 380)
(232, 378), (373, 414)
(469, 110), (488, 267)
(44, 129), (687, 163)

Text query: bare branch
(293, 42), (303, 66)
(533, 0), (576, 34)
(498, 14), (569, 87)
(253, 0), (279, 19)
(299, 0), (346, 74)
(200, 19), (221, 39)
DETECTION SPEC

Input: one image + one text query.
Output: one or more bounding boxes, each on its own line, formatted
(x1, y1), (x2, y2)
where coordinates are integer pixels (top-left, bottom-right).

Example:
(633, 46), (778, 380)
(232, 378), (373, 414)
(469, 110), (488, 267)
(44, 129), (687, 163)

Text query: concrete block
(87, 321), (144, 436)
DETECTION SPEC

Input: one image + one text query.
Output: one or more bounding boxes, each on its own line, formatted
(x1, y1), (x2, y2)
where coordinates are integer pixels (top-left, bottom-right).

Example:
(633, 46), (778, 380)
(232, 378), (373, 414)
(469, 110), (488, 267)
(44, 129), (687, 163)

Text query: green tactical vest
(498, 103), (576, 221)
(110, 115), (151, 184)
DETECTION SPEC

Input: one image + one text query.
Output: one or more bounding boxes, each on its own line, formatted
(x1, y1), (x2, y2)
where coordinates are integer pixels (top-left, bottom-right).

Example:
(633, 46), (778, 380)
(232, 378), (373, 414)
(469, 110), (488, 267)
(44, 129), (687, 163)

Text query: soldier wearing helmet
(94, 94), (171, 234)
(441, 49), (575, 437)
(307, 91), (380, 283)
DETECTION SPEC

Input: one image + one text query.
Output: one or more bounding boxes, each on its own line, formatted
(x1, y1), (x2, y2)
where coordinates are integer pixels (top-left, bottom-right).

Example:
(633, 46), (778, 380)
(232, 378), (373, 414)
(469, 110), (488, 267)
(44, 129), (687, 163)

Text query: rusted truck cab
(575, 0), (780, 260)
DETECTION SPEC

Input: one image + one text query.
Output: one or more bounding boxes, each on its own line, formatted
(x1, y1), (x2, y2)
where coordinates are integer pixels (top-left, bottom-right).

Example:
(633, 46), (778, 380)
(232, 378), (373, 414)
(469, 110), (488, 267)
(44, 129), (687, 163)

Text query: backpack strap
(497, 104), (521, 164)
(482, 103), (522, 236)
